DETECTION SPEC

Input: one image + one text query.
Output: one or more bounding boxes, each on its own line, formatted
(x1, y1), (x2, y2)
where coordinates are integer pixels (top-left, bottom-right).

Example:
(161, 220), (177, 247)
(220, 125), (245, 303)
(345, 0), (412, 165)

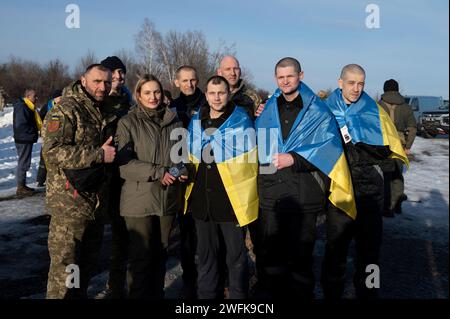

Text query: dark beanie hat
(383, 79), (399, 92)
(51, 89), (63, 99)
(100, 56), (127, 74)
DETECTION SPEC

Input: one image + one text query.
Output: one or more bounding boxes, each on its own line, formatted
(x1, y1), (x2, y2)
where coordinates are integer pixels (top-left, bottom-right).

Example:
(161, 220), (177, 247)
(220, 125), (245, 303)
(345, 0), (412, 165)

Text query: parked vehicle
(418, 102), (449, 137)
(404, 95), (444, 122)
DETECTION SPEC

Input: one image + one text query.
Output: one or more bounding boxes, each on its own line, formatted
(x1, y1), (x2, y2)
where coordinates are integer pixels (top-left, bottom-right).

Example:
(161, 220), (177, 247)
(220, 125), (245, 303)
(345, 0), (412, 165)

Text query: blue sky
(0, 0), (448, 98)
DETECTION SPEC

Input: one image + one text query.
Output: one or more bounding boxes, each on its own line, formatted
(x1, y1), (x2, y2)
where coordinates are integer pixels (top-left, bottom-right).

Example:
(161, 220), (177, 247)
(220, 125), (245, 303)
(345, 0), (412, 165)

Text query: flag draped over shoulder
(185, 106), (258, 226)
(326, 89), (409, 167)
(255, 83), (357, 219)
(23, 97), (42, 131)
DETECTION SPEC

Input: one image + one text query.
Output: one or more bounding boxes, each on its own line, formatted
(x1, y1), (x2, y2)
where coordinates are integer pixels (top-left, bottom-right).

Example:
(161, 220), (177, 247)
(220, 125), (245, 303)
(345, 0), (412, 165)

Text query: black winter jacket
(13, 98), (39, 144)
(172, 88), (208, 128)
(344, 142), (393, 200)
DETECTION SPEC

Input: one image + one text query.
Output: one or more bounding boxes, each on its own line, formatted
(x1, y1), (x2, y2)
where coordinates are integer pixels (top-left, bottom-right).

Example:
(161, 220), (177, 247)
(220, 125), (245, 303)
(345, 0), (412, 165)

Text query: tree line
(0, 18), (270, 107)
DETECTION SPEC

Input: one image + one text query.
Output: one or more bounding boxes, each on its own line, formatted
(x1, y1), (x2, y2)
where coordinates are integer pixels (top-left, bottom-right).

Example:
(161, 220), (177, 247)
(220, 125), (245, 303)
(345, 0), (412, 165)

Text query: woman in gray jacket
(115, 74), (186, 299)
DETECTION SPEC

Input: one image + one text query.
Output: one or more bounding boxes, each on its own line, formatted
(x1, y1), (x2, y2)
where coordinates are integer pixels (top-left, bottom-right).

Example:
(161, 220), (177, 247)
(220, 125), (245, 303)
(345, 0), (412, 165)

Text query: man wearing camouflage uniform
(379, 79), (416, 216)
(95, 56), (133, 299)
(43, 64), (116, 298)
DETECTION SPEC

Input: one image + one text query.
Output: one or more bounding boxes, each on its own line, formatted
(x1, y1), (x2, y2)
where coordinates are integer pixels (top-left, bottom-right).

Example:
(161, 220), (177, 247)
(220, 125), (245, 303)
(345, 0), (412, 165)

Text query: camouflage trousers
(46, 213), (104, 299)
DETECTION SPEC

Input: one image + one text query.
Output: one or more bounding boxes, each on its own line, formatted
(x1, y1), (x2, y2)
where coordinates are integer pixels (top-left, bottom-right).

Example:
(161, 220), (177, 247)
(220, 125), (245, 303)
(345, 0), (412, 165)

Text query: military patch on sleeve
(47, 116), (61, 133)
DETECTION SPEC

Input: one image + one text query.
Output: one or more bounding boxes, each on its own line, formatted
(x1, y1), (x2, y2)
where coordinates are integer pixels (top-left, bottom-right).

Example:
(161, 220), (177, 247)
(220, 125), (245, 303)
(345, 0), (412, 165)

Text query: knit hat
(100, 56), (127, 74)
(383, 79), (399, 92)
(51, 89), (62, 99)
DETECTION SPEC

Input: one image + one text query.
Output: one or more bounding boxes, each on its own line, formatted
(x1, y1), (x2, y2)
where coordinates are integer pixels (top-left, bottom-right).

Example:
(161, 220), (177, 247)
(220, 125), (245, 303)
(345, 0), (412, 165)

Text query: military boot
(395, 194), (408, 214)
(16, 185), (35, 197)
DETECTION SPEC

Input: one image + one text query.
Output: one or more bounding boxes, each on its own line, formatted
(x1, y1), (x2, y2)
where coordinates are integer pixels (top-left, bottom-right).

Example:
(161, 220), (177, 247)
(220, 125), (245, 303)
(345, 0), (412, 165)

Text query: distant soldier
(43, 64), (116, 298)
(379, 79), (416, 216)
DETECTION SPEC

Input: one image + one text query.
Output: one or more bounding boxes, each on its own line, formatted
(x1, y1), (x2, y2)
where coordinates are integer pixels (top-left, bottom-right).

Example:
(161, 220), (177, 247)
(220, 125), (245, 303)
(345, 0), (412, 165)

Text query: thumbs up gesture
(102, 136), (116, 163)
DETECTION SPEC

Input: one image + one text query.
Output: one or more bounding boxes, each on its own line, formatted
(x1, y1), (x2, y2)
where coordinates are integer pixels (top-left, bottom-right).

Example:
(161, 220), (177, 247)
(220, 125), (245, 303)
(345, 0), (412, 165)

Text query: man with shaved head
(43, 64), (117, 298)
(218, 55), (261, 120)
(325, 64), (408, 300)
(254, 57), (357, 300)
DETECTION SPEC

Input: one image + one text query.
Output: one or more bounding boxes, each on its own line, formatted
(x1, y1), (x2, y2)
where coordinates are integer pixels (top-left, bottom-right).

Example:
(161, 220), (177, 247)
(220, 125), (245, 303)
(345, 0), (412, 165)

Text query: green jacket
(380, 91), (417, 149)
(115, 105), (183, 217)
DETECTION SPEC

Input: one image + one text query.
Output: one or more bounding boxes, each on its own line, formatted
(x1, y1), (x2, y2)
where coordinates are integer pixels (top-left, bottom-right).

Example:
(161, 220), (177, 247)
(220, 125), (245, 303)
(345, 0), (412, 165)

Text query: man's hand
(255, 103), (266, 117)
(102, 136), (116, 163)
(272, 153), (294, 170)
(178, 175), (188, 183)
(405, 148), (411, 156)
(161, 172), (177, 186)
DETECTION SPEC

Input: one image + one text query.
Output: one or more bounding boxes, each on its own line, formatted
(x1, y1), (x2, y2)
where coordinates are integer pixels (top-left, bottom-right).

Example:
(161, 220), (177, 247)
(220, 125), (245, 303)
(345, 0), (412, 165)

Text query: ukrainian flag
(184, 106), (259, 226)
(326, 89), (409, 167)
(255, 83), (357, 219)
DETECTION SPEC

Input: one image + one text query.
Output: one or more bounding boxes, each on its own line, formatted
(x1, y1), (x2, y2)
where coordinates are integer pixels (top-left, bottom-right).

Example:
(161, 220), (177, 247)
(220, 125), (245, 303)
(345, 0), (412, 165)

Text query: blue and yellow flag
(184, 106), (259, 226)
(326, 89), (409, 167)
(23, 97), (42, 131)
(255, 83), (356, 219)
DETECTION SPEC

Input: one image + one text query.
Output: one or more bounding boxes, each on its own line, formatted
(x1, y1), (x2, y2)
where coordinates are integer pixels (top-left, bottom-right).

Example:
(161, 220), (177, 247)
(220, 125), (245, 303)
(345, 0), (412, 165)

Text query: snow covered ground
(0, 106), (448, 299)
(0, 107), (42, 196)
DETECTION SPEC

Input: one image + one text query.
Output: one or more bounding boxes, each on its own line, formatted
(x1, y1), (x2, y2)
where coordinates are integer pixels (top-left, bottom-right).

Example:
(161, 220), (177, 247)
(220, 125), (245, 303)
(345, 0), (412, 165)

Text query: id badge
(340, 125), (352, 144)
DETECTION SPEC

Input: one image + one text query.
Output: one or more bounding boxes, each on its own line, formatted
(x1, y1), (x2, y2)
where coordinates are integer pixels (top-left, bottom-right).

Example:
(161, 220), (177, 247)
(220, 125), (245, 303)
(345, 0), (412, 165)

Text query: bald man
(325, 64), (407, 300)
(218, 55), (261, 120)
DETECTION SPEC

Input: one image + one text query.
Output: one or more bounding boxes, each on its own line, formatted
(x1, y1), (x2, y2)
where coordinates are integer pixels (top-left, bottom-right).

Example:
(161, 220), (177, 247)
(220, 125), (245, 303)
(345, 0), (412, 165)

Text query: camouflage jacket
(42, 81), (106, 219)
(231, 79), (262, 120)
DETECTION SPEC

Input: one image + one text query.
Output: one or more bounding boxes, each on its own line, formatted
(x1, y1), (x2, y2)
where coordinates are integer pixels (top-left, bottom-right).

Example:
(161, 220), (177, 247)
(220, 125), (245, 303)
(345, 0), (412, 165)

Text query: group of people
(12, 53), (416, 300)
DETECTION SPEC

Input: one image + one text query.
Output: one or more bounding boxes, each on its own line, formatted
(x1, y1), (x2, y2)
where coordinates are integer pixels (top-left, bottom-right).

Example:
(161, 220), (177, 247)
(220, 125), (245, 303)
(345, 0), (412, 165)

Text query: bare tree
(135, 18), (164, 78)
(0, 56), (42, 102)
(45, 59), (71, 94)
(134, 19), (239, 94)
(73, 50), (97, 79)
(0, 56), (71, 104)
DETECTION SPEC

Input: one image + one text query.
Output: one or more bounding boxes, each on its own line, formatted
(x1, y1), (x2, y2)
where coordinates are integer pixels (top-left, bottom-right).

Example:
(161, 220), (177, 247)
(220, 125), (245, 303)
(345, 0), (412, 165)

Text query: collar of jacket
(136, 104), (177, 127)
(179, 87), (204, 106)
(198, 101), (236, 121)
(231, 79), (245, 96)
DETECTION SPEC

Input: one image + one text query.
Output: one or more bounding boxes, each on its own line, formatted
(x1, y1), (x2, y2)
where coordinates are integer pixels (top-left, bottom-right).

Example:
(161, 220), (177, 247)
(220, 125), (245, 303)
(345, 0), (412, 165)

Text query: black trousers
(195, 219), (248, 299)
(36, 148), (47, 186)
(106, 213), (129, 295)
(124, 215), (174, 299)
(178, 212), (198, 298)
(321, 205), (354, 300)
(254, 171), (327, 299)
(352, 195), (383, 299)
(253, 208), (320, 299)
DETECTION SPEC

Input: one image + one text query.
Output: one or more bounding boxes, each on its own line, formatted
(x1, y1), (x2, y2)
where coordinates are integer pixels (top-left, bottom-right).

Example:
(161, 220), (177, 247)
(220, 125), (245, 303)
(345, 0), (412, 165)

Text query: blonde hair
(134, 74), (164, 106)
